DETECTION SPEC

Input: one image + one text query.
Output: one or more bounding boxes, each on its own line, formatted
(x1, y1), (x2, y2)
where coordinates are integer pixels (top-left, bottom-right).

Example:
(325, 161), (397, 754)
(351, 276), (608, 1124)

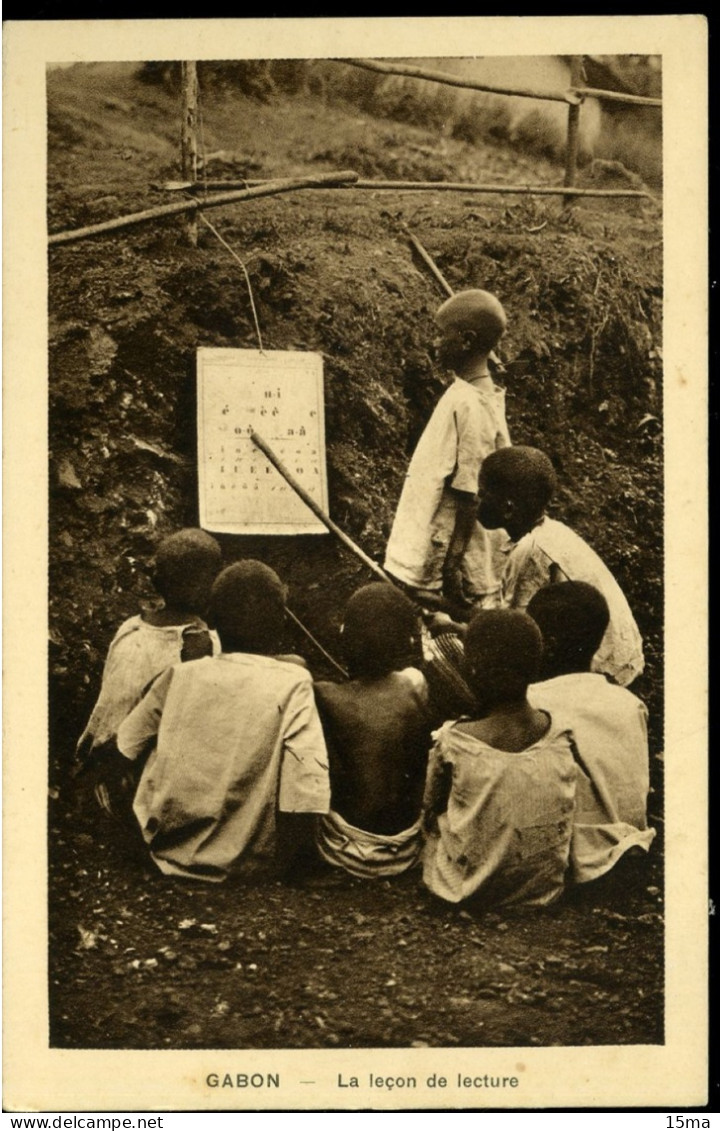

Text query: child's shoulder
(445, 711), (574, 758)
(443, 378), (501, 407)
(533, 516), (592, 559)
(273, 652), (309, 671)
(224, 651), (313, 686)
(107, 614), (145, 647)
(315, 667), (428, 707)
(530, 672), (645, 716)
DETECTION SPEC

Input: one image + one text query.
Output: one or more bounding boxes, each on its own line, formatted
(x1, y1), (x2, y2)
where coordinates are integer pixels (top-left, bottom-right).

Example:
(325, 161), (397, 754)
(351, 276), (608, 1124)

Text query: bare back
(314, 669), (432, 835)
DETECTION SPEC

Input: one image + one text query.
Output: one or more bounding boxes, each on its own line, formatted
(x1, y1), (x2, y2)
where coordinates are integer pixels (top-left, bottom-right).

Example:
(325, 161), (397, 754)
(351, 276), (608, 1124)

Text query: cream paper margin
(2, 15), (708, 1112)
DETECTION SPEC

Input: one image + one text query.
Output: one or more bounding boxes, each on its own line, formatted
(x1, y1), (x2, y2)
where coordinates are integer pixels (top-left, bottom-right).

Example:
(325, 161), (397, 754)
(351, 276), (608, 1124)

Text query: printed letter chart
(197, 348), (329, 534)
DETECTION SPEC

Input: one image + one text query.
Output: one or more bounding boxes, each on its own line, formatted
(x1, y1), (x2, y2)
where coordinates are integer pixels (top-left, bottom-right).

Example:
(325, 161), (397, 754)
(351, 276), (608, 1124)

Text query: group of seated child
(76, 444), (654, 908)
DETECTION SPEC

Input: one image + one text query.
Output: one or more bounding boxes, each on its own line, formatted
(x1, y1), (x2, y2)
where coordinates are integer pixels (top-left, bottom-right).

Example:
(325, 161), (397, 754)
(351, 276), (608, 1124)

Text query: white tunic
(384, 378), (510, 598)
(118, 653), (331, 881)
(529, 672), (655, 882)
(501, 517), (645, 687)
(422, 716), (576, 906)
(76, 615), (218, 754)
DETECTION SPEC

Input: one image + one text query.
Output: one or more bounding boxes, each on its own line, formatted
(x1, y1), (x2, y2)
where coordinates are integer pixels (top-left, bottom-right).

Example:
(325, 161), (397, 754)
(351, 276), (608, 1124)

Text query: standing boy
(116, 561), (331, 881)
(384, 289), (510, 610)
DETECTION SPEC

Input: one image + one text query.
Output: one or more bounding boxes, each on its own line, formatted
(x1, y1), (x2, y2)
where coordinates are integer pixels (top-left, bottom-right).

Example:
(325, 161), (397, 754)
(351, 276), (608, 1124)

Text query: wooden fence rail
(340, 57), (662, 108)
(338, 55), (661, 202)
(341, 56), (571, 104)
(162, 178), (651, 200)
(48, 171), (359, 247)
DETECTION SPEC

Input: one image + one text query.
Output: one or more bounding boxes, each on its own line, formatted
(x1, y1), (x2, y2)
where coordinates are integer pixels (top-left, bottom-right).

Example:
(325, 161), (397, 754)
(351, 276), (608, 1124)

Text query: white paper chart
(197, 348), (329, 535)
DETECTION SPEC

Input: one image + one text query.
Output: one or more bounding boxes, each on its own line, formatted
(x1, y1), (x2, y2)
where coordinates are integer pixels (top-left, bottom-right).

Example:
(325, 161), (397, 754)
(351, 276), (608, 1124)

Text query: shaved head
(436, 289), (507, 354)
(342, 582), (421, 677)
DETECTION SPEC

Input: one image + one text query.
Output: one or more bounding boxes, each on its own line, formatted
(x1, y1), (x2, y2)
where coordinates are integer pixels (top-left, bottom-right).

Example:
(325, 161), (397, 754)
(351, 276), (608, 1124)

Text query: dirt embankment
(47, 64), (664, 1053)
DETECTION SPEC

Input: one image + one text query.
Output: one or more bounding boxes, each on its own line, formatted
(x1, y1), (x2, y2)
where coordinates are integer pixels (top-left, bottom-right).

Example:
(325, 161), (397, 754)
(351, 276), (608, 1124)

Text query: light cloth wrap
(316, 809), (423, 878)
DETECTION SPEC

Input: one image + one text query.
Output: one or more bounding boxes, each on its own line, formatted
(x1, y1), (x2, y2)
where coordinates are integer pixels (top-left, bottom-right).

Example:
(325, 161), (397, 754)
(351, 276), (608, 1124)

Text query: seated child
(75, 527), (222, 772)
(422, 608), (576, 907)
(526, 582), (655, 884)
(314, 583), (433, 878)
(477, 445), (644, 687)
(116, 560), (331, 882)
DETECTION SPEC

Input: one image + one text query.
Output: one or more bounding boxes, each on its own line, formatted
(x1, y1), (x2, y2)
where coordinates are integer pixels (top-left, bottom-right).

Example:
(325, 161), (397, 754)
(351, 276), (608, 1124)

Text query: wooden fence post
(563, 55), (585, 207)
(181, 62), (199, 246)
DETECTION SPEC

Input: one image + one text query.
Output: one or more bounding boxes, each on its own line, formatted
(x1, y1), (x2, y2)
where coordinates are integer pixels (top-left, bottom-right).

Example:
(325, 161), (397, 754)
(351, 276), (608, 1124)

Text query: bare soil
(48, 63), (664, 1050)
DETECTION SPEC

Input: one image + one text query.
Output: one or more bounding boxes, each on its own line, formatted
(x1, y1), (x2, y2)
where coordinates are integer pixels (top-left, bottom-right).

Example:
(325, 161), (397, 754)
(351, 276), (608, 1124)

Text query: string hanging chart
(197, 348), (329, 535)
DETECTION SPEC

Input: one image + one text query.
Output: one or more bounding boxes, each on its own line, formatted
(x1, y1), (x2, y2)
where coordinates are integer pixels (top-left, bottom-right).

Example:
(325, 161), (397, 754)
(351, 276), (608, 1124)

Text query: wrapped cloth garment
(118, 653), (330, 881)
(315, 809), (423, 878)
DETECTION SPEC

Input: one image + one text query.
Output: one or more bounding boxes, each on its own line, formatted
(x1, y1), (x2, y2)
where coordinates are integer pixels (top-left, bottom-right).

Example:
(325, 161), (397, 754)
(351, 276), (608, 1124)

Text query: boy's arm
(443, 400), (489, 605)
(276, 678), (332, 877)
(278, 677), (332, 814)
(502, 536), (551, 609)
(275, 813), (320, 879)
(443, 489), (478, 605)
(116, 666), (174, 762)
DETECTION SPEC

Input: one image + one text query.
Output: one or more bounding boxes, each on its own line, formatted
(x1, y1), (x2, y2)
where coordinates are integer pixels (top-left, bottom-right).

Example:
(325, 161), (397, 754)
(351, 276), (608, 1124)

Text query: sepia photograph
(3, 16), (708, 1112)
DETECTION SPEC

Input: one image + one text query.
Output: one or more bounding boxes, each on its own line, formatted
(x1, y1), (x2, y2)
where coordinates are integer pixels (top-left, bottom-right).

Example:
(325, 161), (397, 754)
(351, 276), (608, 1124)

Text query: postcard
(3, 15), (708, 1112)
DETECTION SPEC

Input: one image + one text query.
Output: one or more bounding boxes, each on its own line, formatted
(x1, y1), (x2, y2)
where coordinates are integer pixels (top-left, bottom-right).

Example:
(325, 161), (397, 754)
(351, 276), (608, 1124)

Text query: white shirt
(118, 653), (331, 881)
(501, 517), (645, 687)
(422, 716), (576, 906)
(77, 615), (218, 753)
(529, 672), (655, 882)
(384, 378), (510, 594)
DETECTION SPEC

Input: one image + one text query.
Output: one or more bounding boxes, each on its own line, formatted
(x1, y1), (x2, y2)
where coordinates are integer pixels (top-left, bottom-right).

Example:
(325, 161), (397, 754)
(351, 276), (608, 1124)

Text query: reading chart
(197, 348), (329, 535)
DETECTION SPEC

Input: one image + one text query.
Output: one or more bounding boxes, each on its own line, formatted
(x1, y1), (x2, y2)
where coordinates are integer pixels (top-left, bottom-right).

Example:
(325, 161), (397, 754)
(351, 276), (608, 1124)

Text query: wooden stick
(180, 62), (199, 247)
(403, 225), (453, 298)
(347, 180), (653, 199)
(575, 85), (662, 108)
(249, 430), (393, 586)
(353, 181), (649, 199)
(340, 58), (662, 109)
(564, 57), (585, 207)
(48, 171), (359, 246)
(285, 607), (348, 678)
(341, 57), (570, 104)
(161, 178), (651, 200)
